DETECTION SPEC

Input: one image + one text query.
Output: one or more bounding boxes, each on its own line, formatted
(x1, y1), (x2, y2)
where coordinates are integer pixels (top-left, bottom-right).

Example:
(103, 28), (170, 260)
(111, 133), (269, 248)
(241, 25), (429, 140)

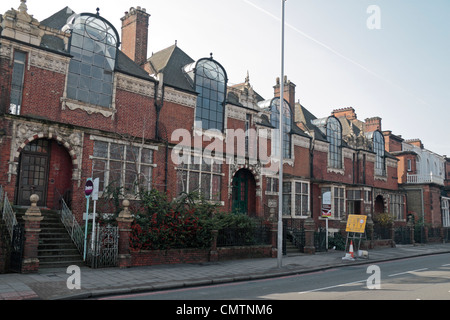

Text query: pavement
(1, 243), (450, 300)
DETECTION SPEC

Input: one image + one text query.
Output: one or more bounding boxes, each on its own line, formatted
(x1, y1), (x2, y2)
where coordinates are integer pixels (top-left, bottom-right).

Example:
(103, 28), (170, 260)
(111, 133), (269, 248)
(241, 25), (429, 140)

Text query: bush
(129, 189), (267, 250)
(130, 190), (219, 250)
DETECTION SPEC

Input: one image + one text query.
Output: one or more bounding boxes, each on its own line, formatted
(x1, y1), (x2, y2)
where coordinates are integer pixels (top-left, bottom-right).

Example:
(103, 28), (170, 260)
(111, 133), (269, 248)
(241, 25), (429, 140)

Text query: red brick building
(2, 1), (438, 269)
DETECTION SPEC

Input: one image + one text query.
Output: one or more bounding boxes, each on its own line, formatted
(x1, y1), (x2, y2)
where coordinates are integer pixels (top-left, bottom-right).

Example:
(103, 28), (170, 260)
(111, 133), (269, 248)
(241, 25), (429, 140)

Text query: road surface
(99, 253), (450, 300)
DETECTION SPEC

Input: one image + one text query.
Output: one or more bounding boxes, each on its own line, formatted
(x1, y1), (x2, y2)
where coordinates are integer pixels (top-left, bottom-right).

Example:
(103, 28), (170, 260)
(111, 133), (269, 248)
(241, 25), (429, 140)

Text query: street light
(277, 0), (286, 269)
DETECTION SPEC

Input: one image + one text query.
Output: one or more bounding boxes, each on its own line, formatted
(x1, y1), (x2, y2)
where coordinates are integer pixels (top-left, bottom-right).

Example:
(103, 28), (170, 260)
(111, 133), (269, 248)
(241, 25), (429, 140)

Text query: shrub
(130, 190), (219, 250)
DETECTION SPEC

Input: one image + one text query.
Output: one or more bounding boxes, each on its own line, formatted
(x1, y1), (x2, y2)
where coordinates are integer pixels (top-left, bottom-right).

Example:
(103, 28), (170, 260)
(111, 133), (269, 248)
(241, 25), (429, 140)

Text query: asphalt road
(100, 253), (450, 300)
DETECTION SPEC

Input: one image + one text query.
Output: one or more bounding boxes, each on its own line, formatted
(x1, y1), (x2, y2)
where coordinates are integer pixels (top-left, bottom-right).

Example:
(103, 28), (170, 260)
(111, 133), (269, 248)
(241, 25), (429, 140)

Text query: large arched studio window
(373, 130), (386, 176)
(326, 116), (342, 169)
(64, 13), (119, 108)
(270, 97), (292, 159)
(194, 58), (227, 131)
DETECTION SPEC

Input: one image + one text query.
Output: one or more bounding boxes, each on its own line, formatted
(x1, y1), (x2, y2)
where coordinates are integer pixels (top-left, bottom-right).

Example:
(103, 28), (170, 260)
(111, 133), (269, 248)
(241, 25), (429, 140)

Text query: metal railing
(86, 223), (118, 268)
(1, 187), (18, 241)
(60, 197), (84, 255)
(217, 223), (271, 247)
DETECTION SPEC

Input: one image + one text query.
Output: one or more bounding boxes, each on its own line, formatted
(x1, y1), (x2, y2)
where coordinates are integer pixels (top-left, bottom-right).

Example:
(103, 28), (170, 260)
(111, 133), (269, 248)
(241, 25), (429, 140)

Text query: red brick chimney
(332, 107), (357, 121)
(365, 117), (382, 132)
(274, 76), (296, 111)
(121, 6), (150, 67)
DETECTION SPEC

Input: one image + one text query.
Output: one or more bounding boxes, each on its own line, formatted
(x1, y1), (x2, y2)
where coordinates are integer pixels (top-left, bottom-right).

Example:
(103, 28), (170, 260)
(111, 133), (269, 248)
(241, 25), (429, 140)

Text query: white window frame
(442, 198), (450, 227)
(321, 185), (345, 220)
(282, 180), (310, 218)
(175, 152), (224, 202)
(390, 194), (405, 221)
(90, 136), (157, 196)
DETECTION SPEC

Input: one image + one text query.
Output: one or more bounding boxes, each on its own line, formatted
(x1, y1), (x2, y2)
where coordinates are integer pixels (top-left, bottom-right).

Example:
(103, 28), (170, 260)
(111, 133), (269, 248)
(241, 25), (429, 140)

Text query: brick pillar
(22, 194), (43, 273)
(116, 200), (134, 268)
(209, 230), (219, 262)
(303, 217), (316, 254)
(270, 221), (278, 258)
(407, 214), (415, 245)
(390, 221), (396, 247)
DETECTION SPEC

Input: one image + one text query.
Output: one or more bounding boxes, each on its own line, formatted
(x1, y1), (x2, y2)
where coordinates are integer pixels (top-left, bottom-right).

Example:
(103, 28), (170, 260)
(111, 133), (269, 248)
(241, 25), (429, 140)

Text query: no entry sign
(85, 179), (94, 197)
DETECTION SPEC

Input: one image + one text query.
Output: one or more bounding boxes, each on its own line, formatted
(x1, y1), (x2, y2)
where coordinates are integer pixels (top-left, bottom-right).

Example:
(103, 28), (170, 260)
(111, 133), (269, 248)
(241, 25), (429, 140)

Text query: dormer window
(270, 97), (292, 159)
(373, 130), (386, 176)
(9, 51), (27, 115)
(326, 116), (342, 169)
(64, 13), (119, 108)
(193, 58), (227, 131)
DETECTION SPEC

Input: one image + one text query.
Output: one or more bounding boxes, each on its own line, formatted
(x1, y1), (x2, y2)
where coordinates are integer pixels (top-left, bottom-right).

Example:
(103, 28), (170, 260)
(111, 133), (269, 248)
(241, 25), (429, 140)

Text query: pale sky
(2, 0), (449, 156)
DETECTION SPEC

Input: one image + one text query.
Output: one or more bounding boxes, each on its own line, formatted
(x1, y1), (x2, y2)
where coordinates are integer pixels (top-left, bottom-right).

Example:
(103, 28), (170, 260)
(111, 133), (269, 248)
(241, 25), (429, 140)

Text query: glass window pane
(141, 149), (153, 164)
(93, 141), (108, 158)
(109, 161), (122, 188)
(91, 80), (102, 93)
(189, 172), (199, 193)
(77, 89), (89, 103)
(110, 143), (124, 160)
(201, 173), (211, 199)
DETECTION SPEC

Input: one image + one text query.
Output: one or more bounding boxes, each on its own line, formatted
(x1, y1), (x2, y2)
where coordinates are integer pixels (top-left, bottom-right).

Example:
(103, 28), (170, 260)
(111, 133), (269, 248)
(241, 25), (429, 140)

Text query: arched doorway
(16, 139), (73, 208)
(374, 195), (385, 214)
(232, 169), (256, 216)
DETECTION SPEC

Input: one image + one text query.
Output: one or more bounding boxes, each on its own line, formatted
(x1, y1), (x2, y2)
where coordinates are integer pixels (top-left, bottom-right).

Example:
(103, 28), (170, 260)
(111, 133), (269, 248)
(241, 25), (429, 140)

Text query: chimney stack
(274, 76), (296, 112)
(121, 6), (150, 67)
(364, 117), (382, 132)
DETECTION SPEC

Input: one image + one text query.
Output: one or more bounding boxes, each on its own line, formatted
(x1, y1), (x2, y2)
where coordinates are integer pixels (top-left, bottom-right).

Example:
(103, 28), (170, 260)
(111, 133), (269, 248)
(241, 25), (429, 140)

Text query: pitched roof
(40, 6), (74, 29)
(295, 103), (327, 141)
(147, 44), (195, 92)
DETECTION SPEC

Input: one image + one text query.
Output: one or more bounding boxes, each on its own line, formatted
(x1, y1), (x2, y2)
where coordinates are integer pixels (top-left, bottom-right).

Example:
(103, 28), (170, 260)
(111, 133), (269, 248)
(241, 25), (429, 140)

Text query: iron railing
(1, 189), (18, 241)
(86, 223), (118, 268)
(60, 197), (85, 255)
(217, 223), (271, 247)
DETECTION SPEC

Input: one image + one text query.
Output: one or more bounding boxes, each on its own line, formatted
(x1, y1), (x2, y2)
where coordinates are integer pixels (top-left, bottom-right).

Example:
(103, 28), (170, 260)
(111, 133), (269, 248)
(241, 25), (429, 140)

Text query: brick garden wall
(130, 245), (274, 267)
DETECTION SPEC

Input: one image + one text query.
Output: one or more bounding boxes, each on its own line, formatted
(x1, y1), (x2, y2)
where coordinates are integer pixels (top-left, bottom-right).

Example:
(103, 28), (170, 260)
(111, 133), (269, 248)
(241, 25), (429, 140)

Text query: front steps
(15, 207), (84, 269)
(38, 209), (84, 268)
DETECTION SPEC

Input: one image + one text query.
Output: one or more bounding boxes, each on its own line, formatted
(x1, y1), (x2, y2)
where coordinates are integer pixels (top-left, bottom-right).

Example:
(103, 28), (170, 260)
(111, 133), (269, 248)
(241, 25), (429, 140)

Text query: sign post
(90, 178), (99, 252)
(343, 214), (368, 259)
(321, 190), (332, 251)
(83, 178), (93, 261)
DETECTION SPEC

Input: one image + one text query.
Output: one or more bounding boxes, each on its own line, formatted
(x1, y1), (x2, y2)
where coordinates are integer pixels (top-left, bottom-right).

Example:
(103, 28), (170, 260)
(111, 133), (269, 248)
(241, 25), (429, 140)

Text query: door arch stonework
(9, 121), (83, 184)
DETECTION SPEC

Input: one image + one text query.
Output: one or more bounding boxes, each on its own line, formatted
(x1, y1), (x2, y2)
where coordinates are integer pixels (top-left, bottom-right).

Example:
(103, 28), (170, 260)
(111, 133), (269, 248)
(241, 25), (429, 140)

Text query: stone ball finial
(30, 194), (39, 206)
(118, 199), (132, 220)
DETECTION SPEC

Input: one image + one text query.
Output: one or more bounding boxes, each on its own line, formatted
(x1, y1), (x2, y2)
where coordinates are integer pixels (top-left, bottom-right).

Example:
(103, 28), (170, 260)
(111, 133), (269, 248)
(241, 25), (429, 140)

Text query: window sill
(327, 166), (344, 175)
(61, 97), (116, 119)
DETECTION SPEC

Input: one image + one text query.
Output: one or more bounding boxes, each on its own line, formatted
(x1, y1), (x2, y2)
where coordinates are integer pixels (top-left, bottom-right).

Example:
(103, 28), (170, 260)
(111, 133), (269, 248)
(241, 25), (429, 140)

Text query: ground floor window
(442, 198), (450, 227)
(347, 189), (362, 215)
(91, 139), (156, 194)
(321, 185), (345, 219)
(390, 194), (405, 221)
(282, 180), (310, 218)
(176, 154), (222, 201)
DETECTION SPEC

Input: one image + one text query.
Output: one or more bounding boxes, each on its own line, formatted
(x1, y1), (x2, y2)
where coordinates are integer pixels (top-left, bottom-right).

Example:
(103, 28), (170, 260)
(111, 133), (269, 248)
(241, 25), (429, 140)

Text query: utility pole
(277, 0), (286, 269)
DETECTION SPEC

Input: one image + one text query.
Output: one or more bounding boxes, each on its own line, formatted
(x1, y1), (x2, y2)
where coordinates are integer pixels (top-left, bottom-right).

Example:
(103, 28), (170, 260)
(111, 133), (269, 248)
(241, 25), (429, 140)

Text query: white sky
(2, 0), (449, 156)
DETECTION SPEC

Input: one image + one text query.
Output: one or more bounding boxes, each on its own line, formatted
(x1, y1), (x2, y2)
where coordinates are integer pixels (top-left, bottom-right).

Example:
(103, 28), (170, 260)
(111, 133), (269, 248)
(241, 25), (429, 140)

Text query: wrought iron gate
(87, 223), (118, 268)
(9, 224), (25, 273)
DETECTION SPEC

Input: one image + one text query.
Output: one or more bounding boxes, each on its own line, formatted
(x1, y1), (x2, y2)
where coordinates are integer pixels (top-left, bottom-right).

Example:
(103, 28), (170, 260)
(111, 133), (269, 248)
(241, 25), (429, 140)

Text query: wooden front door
(232, 171), (248, 214)
(17, 139), (50, 207)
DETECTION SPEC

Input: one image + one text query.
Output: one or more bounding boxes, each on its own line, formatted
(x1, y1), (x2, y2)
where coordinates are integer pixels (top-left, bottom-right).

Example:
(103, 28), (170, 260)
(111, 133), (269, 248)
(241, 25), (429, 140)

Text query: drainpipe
(309, 137), (314, 218)
(154, 74), (168, 193)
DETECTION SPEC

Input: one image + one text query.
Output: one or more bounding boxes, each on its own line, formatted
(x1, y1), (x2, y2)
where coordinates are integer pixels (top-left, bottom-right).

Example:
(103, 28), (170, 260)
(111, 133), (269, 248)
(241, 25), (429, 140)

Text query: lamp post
(277, 0), (286, 269)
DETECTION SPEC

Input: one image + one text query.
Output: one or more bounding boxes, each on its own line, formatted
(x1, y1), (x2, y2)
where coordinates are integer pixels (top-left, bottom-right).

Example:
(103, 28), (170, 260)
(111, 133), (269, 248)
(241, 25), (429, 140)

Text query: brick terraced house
(0, 1), (448, 270)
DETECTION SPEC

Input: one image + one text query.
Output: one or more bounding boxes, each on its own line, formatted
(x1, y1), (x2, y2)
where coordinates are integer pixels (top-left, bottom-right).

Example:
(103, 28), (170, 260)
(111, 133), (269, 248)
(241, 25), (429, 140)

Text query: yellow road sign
(346, 215), (367, 233)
